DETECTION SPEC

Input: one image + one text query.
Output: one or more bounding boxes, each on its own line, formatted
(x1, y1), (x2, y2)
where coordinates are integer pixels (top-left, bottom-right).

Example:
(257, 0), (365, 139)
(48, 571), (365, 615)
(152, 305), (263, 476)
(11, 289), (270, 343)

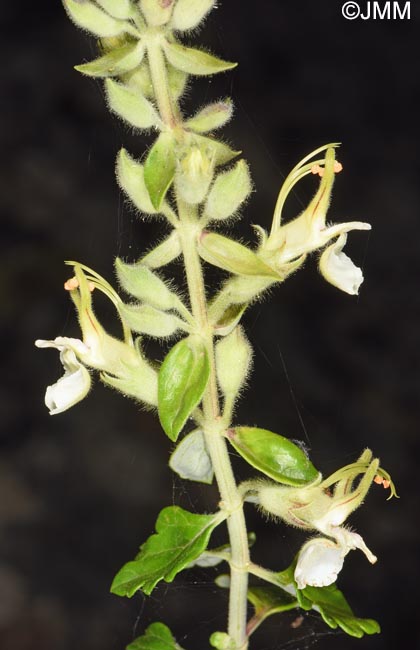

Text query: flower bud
(205, 160), (252, 222)
(186, 100), (233, 134)
(96, 0), (133, 20)
(198, 232), (277, 277)
(63, 0), (136, 38)
(171, 0), (215, 31)
(175, 145), (215, 204)
(140, 0), (174, 26)
(140, 231), (182, 269)
(119, 303), (186, 337)
(210, 632), (235, 650)
(115, 258), (183, 311)
(117, 148), (158, 214)
(215, 326), (252, 403)
(105, 79), (159, 129)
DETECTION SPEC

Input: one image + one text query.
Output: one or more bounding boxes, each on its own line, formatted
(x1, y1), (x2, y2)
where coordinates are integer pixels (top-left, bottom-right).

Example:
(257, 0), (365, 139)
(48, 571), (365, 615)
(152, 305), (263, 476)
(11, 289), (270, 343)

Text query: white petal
(45, 364), (91, 415)
(35, 337), (89, 356)
(294, 537), (346, 589)
(319, 233), (365, 295)
(331, 527), (377, 564)
(36, 340), (91, 414)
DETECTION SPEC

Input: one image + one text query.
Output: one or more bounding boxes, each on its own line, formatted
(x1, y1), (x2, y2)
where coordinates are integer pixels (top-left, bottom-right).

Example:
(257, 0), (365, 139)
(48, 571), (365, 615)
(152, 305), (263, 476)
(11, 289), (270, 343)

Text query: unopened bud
(215, 326), (252, 402)
(205, 159), (251, 221)
(171, 0), (215, 31)
(210, 632), (235, 650)
(175, 145), (214, 204)
(140, 0), (174, 26)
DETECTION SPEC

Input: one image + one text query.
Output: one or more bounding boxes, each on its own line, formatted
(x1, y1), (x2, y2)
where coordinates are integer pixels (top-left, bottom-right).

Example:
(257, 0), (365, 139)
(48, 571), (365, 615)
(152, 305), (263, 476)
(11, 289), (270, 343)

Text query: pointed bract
(163, 41), (237, 76)
(75, 42), (144, 78)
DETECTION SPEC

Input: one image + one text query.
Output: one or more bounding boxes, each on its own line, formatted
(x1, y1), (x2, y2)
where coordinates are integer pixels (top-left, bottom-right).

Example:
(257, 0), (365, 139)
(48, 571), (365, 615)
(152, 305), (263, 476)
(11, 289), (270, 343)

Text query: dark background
(1, 1), (419, 649)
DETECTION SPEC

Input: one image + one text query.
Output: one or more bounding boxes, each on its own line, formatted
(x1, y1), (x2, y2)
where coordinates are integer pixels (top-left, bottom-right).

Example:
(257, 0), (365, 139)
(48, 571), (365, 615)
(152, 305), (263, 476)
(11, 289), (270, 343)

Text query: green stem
(146, 34), (179, 128)
(147, 35), (250, 650)
(177, 199), (250, 650)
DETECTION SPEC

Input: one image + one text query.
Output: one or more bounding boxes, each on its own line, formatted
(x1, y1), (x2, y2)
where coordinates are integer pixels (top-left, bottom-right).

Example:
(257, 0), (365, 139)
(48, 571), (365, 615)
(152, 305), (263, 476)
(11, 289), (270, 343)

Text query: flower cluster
(36, 263), (158, 414)
(244, 450), (396, 589)
(258, 144), (371, 295)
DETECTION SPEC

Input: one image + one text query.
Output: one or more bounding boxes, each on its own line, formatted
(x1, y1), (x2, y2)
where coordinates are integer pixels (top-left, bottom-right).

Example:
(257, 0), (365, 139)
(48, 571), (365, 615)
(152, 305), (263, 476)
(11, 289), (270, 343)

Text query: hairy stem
(146, 33), (179, 128)
(177, 201), (250, 649)
(148, 37), (250, 650)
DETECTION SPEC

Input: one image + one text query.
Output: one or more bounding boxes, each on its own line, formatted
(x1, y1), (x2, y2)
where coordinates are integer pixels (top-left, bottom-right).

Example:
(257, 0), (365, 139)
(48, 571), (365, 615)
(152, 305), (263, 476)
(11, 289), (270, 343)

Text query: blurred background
(1, 1), (419, 649)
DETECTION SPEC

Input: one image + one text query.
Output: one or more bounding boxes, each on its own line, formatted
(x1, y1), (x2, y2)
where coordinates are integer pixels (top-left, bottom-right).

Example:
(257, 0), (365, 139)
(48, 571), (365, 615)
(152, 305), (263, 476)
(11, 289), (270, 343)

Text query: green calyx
(227, 427), (320, 486)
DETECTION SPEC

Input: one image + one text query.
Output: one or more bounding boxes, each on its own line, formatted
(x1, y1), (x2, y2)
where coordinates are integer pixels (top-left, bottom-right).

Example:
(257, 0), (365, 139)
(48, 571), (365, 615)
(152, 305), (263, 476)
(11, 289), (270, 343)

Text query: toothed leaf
(111, 506), (222, 596)
(127, 622), (184, 650)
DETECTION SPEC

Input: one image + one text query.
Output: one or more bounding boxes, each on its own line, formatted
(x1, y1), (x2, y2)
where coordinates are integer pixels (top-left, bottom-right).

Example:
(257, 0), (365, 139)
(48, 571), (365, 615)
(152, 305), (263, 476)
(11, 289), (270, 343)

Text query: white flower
(259, 145), (371, 293)
(294, 530), (377, 590)
(294, 538), (345, 589)
(251, 449), (396, 588)
(35, 339), (91, 415)
(319, 233), (365, 295)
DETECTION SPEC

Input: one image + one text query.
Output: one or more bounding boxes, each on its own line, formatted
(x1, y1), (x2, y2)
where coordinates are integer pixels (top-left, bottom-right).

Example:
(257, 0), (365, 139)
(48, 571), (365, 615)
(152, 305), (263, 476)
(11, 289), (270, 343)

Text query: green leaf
(163, 41), (237, 76)
(75, 42), (144, 78)
(106, 79), (159, 129)
(270, 559), (380, 639)
(116, 148), (158, 214)
(158, 337), (210, 441)
(227, 427), (320, 486)
(198, 232), (278, 278)
(186, 100), (233, 134)
(110, 506), (223, 596)
(300, 583), (380, 638)
(247, 584), (298, 632)
(144, 133), (176, 210)
(169, 429), (213, 484)
(127, 622), (184, 650)
(63, 0), (137, 38)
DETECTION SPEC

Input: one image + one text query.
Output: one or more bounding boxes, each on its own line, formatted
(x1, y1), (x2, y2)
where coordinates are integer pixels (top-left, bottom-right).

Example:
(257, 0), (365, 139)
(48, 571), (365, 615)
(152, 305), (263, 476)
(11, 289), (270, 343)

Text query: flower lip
(294, 537), (346, 589)
(319, 232), (365, 295)
(35, 340), (91, 415)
